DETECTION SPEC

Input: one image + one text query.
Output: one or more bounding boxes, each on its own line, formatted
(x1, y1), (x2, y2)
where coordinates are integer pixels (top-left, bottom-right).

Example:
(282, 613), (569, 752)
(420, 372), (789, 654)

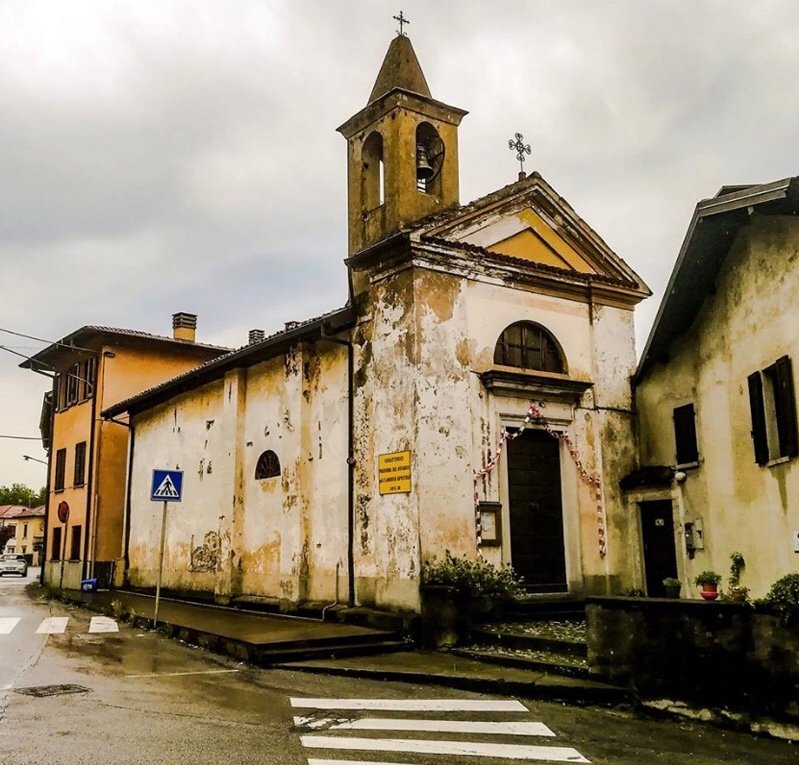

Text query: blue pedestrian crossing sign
(151, 469), (183, 502)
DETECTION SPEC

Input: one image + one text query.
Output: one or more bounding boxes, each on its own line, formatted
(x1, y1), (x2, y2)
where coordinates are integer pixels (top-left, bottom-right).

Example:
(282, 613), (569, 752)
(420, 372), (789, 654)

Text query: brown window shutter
(747, 371), (768, 465)
(775, 356), (798, 458)
(673, 403), (699, 464)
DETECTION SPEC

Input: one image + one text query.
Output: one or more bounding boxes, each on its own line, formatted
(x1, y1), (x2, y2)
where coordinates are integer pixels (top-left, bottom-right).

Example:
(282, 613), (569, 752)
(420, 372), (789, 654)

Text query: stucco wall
(127, 342), (349, 605)
(353, 257), (640, 603)
(636, 215), (799, 597)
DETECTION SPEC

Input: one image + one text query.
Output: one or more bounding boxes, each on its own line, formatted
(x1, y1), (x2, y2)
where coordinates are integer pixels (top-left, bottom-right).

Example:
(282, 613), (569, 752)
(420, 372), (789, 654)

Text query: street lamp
(23, 455), (47, 465)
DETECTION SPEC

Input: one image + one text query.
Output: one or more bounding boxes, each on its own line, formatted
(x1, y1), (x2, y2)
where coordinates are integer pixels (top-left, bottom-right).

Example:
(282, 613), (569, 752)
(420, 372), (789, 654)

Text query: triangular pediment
(412, 173), (649, 295)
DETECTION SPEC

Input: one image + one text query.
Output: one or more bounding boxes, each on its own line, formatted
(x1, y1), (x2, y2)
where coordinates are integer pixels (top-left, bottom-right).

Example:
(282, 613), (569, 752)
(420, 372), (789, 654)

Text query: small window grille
(255, 450), (281, 479)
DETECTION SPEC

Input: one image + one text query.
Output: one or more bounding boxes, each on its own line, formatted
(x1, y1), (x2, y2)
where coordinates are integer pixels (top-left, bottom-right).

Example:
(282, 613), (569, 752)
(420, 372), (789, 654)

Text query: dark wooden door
(640, 500), (678, 597)
(507, 428), (567, 593)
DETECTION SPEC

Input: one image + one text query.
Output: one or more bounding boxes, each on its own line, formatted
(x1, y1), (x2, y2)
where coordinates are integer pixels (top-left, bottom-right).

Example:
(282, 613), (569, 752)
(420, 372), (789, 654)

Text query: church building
(104, 34), (650, 613)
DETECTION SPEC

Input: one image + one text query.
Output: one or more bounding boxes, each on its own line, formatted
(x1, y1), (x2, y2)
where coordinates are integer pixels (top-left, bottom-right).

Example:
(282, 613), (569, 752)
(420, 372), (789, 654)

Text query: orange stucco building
(21, 313), (229, 588)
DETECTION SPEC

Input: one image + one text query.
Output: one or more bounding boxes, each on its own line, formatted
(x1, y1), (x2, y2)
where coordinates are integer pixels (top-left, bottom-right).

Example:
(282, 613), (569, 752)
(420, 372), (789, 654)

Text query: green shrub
(422, 550), (523, 600)
(760, 572), (799, 624)
(694, 570), (722, 586)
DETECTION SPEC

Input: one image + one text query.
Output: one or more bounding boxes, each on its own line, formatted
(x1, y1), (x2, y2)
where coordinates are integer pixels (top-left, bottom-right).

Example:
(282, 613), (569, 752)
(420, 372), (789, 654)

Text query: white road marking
(294, 716), (556, 736)
(307, 761), (416, 765)
(0, 618), (21, 635)
(89, 616), (119, 634)
(124, 669), (240, 679)
(300, 735), (590, 762)
(35, 617), (69, 635)
(290, 698), (528, 712)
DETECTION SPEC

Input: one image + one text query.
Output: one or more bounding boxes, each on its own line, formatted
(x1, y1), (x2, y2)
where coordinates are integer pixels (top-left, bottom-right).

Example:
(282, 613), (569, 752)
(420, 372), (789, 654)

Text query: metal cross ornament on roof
(508, 132), (532, 179)
(393, 10), (409, 36)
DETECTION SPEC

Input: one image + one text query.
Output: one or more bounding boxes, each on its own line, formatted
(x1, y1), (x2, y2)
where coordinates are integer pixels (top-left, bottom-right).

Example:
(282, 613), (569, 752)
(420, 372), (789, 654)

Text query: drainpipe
(321, 326), (356, 608)
(28, 366), (54, 585)
(103, 415), (133, 588)
(122, 422), (135, 582)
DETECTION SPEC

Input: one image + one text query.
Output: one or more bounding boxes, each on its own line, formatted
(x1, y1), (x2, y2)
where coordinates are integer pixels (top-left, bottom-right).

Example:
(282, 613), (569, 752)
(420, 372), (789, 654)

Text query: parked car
(0, 553), (28, 577)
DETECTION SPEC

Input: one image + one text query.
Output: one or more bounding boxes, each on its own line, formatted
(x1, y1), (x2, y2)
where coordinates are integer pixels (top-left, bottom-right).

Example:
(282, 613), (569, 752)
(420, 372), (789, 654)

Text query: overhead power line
(0, 326), (97, 354)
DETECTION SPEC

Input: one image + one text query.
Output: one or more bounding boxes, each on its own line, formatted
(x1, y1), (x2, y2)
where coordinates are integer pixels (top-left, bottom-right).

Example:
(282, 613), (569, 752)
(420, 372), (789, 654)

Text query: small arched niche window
(493, 321), (566, 373)
(255, 450), (281, 480)
(361, 131), (384, 210)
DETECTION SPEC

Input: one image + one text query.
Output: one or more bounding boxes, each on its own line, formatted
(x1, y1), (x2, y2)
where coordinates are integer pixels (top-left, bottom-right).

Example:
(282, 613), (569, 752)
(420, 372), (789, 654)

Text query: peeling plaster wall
(126, 342), (349, 606)
(636, 216), (799, 598)
(352, 253), (640, 607)
(240, 344), (348, 604)
(128, 380), (226, 592)
(410, 267), (638, 597)
(352, 267), (420, 611)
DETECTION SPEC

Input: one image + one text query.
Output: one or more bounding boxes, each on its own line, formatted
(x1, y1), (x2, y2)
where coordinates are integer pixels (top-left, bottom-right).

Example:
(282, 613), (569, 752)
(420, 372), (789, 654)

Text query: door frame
(625, 487), (686, 592)
(498, 406), (581, 594)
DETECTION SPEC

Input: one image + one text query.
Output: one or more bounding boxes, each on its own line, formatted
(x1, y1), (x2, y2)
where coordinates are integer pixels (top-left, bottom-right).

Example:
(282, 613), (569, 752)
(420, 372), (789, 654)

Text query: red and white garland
(473, 401), (607, 559)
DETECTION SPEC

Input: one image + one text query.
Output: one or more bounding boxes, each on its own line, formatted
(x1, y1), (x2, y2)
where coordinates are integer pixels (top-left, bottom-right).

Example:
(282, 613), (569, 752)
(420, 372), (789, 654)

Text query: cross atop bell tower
(337, 34), (468, 256)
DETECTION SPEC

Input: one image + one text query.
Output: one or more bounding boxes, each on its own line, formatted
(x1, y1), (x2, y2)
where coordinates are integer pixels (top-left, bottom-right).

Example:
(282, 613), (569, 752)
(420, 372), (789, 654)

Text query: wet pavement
(1, 575), (798, 764)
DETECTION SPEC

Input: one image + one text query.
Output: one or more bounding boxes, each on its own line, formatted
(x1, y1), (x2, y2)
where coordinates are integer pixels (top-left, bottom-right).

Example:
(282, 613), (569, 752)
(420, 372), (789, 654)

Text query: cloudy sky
(2, 0), (798, 489)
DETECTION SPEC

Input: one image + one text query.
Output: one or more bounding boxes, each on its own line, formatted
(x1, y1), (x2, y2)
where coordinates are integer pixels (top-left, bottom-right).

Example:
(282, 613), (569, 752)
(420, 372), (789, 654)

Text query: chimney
(248, 329), (265, 344)
(172, 312), (197, 342)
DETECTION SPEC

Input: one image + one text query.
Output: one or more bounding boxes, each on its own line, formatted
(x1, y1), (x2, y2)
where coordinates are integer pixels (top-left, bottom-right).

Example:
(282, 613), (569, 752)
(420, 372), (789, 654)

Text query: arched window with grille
(255, 450), (281, 479)
(493, 321), (566, 373)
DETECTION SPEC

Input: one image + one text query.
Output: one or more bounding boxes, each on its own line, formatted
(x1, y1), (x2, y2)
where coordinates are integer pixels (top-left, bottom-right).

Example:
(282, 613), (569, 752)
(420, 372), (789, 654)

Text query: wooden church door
(507, 428), (568, 593)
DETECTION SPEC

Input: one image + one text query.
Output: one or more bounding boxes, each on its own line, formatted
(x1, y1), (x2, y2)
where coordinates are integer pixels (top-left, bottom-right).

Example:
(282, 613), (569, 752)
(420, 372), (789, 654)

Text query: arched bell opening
(415, 121), (444, 196)
(361, 131), (385, 211)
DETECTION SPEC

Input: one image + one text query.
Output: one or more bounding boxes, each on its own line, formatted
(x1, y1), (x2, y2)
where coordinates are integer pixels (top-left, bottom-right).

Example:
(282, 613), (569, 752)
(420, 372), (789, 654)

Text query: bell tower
(337, 34), (468, 256)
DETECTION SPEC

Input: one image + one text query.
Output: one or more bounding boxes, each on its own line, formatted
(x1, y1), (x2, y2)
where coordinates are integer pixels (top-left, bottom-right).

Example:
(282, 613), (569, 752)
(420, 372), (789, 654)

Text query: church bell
(415, 143), (434, 181)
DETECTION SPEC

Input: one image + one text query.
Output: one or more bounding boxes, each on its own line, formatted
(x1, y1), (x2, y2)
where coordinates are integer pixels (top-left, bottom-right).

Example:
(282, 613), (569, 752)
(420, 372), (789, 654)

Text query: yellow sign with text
(378, 450), (412, 495)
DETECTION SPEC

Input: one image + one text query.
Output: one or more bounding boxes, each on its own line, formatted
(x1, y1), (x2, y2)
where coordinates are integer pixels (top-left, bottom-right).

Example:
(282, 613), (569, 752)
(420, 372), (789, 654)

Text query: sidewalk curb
(273, 662), (630, 707)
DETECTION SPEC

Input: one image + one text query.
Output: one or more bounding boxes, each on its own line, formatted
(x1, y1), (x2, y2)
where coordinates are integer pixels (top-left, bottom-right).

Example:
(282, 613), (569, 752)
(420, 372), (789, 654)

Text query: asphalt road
(0, 571), (796, 764)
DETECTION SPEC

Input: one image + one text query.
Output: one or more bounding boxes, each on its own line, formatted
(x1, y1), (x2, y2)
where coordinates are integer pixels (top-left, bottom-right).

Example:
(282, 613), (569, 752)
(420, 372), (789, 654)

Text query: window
(748, 356), (798, 465)
(22, 523), (28, 539)
(673, 404), (699, 465)
(54, 448), (67, 492)
(255, 450), (281, 479)
(54, 358), (96, 411)
(493, 321), (565, 373)
(74, 442), (87, 487)
(51, 527), (62, 560)
(66, 364), (79, 406)
(69, 525), (82, 560)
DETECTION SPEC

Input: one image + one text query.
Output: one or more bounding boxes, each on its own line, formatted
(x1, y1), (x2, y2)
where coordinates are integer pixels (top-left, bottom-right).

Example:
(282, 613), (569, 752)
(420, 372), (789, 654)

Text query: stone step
(471, 626), (587, 658)
(506, 597), (585, 620)
(453, 646), (591, 680)
(256, 639), (409, 665)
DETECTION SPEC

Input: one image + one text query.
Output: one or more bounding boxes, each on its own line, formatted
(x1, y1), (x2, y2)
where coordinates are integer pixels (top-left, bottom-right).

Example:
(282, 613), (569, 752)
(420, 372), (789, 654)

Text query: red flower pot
(699, 582), (719, 601)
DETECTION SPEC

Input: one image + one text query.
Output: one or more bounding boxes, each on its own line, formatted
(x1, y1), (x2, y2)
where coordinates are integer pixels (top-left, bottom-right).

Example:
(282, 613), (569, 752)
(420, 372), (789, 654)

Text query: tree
(0, 524), (14, 550)
(0, 483), (46, 506)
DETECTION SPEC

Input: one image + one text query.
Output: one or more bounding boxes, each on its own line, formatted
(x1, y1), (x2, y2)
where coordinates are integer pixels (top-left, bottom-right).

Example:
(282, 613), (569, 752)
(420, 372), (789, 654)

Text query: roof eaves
(636, 176), (798, 381)
(102, 306), (355, 419)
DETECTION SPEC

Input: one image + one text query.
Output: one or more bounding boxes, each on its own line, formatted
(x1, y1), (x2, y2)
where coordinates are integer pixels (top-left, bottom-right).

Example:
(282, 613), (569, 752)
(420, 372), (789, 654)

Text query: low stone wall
(586, 597), (799, 717)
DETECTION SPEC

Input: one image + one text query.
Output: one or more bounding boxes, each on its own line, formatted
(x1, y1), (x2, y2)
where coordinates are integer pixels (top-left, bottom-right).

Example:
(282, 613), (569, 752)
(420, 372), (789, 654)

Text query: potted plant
(420, 551), (523, 648)
(694, 570), (722, 600)
(662, 576), (682, 599)
(727, 552), (748, 602)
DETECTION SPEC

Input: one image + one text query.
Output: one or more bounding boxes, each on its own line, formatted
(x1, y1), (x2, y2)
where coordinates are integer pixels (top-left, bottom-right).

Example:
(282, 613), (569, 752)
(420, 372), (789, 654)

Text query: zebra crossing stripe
(35, 617), (69, 635)
(290, 698), (528, 712)
(300, 735), (590, 762)
(89, 617), (119, 634)
(307, 761), (415, 765)
(294, 716), (556, 737)
(0, 617), (21, 634)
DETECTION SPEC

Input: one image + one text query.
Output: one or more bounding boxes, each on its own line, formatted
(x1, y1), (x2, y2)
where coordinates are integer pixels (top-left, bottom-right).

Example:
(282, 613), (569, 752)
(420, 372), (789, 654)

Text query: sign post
(57, 501), (69, 589)
(150, 469), (183, 627)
